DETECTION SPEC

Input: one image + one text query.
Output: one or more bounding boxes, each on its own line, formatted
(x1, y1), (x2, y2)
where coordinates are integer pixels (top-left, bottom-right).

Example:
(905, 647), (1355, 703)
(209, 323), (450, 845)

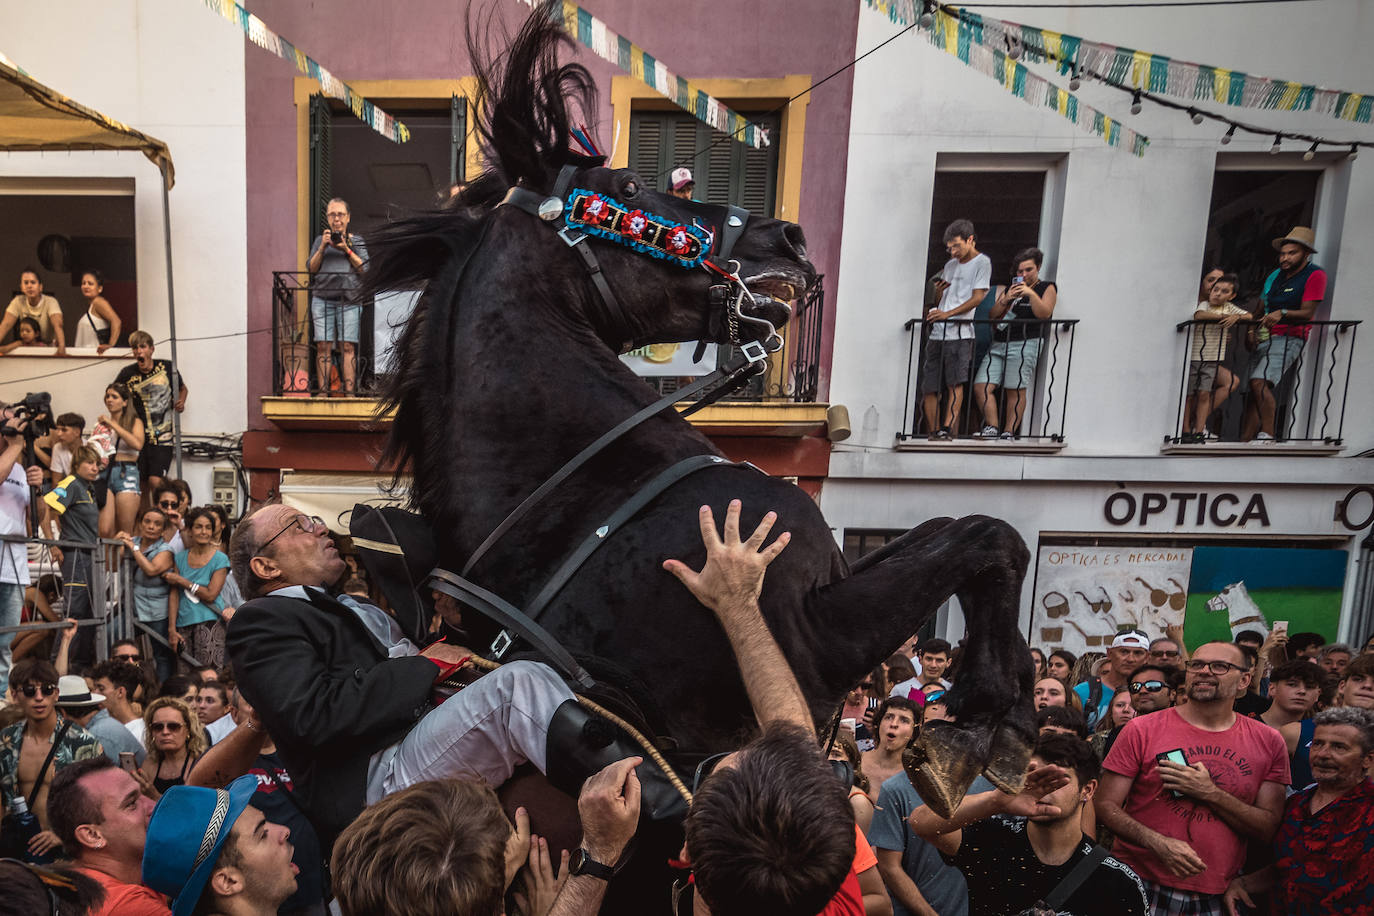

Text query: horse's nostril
(783, 223), (809, 262)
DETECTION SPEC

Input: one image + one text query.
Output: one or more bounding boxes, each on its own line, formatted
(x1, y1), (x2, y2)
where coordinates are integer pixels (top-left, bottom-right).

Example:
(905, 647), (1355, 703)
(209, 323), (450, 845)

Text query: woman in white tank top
(73, 270), (121, 353)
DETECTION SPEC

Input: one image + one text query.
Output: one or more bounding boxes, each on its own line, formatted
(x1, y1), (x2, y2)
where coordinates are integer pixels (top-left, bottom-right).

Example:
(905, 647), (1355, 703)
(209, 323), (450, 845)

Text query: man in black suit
(224, 503), (682, 844)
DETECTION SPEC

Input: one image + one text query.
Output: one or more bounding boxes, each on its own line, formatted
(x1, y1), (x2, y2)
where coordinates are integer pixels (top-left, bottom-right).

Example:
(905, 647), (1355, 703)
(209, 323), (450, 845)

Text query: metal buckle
(739, 339), (768, 364)
(491, 629), (514, 659)
(558, 225), (586, 247)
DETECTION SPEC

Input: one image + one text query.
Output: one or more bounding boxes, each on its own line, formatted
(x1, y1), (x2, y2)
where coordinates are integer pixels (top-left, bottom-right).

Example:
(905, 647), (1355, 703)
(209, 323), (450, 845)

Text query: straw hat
(1271, 226), (1316, 253)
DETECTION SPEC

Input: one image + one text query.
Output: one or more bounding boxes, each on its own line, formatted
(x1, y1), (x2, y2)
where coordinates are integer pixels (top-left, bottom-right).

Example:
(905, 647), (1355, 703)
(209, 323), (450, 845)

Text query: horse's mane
(365, 1), (604, 492)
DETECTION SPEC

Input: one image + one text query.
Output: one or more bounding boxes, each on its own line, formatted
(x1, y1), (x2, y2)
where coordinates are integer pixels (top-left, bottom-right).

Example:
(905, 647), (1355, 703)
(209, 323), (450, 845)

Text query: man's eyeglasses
(1150, 649), (1181, 658)
(1185, 659), (1246, 675)
(150, 721), (184, 733)
(20, 683), (58, 699)
(258, 514), (328, 554)
(114, 653), (141, 663)
(1129, 680), (1167, 694)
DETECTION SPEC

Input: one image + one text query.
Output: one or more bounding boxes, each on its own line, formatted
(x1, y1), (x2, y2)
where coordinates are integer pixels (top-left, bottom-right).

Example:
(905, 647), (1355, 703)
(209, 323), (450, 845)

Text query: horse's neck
(439, 283), (711, 546)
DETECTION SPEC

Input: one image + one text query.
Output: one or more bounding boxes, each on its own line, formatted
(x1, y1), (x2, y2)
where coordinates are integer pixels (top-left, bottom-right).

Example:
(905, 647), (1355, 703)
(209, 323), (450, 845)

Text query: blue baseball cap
(142, 775), (259, 916)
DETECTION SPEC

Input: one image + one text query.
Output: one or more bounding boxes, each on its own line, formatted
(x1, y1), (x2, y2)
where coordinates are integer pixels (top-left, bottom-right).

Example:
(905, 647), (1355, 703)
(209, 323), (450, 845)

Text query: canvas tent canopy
(0, 56), (174, 188)
(0, 53), (182, 470)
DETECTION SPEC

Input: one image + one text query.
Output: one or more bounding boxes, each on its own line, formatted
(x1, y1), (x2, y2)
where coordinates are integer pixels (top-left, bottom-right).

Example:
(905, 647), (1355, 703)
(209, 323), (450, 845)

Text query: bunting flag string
(865, 0), (1371, 125)
(199, 0), (410, 143)
(918, 5), (1149, 155)
(526, 0), (769, 149)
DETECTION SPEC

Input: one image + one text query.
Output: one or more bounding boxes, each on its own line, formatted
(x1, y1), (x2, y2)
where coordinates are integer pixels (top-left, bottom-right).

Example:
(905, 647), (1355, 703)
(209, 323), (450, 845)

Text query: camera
(1, 391), (52, 438)
(330, 230), (343, 245)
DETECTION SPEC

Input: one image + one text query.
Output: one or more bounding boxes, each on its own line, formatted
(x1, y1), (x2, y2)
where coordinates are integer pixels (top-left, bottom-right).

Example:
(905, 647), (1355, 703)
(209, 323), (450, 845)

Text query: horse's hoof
(905, 722), (991, 819)
(981, 724), (1034, 796)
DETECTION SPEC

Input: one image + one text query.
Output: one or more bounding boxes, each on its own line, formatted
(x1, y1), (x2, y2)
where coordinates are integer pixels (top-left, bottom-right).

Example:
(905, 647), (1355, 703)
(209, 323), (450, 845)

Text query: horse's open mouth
(742, 271), (805, 330)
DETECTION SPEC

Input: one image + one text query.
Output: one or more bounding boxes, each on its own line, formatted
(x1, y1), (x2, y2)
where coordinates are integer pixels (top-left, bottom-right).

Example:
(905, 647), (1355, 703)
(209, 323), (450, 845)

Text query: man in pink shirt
(1094, 640), (1288, 916)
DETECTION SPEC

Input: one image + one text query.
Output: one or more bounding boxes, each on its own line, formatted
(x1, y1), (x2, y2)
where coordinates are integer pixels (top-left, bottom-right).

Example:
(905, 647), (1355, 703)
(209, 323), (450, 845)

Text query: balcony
(262, 272), (832, 437)
(896, 316), (1079, 453)
(1165, 319), (1360, 455)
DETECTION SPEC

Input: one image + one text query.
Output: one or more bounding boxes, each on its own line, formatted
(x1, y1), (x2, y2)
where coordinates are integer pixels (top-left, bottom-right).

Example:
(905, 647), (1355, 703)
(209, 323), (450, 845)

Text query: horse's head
(519, 161), (814, 351)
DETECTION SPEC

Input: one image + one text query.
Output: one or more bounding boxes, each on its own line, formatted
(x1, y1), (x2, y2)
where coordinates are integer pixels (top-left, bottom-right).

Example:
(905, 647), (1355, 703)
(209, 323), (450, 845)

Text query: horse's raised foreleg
(803, 515), (1033, 817)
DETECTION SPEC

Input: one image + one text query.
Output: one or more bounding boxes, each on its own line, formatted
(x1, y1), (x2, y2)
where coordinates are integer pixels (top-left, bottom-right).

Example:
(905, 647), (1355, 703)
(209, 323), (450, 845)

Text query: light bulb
(1130, 91), (1142, 115)
(1350, 145), (1359, 161)
(1303, 143), (1318, 161)
(1069, 74), (1081, 91)
(1189, 109), (1204, 125)
(1270, 135), (1282, 155)
(1220, 125), (1236, 145)
(1007, 42), (1022, 61)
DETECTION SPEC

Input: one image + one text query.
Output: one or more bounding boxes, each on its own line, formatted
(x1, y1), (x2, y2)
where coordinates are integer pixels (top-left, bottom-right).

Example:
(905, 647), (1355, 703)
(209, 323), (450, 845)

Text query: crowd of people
(919, 220), (1328, 444)
(0, 480), (1368, 914)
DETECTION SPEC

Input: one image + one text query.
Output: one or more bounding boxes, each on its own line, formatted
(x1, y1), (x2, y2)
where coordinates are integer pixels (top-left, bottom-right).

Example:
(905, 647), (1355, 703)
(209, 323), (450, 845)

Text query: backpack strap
(1044, 843), (1110, 910)
(26, 719), (73, 809)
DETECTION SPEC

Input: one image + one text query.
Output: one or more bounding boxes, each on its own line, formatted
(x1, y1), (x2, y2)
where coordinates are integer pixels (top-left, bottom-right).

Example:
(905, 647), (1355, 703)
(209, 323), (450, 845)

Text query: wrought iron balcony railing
(1169, 318), (1360, 446)
(897, 316), (1079, 443)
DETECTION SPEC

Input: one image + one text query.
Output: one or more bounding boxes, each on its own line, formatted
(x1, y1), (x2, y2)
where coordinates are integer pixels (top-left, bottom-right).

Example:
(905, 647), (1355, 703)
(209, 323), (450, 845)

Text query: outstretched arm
(663, 500), (809, 735)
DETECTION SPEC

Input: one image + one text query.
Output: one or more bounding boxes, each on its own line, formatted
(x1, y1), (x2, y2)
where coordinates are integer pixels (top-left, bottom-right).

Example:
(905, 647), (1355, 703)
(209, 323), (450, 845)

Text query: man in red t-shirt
(45, 756), (169, 915)
(1095, 641), (1288, 915)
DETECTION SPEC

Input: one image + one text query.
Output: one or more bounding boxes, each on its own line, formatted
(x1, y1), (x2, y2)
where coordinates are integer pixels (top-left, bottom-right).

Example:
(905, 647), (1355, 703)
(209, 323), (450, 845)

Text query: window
(0, 184), (136, 347)
(628, 110), (780, 216)
(925, 170), (1046, 293)
(309, 95), (467, 239)
(1202, 167), (1319, 314)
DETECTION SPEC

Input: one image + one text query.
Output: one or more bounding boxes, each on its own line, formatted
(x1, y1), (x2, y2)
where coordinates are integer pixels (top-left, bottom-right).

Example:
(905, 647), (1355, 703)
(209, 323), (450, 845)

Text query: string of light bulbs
(908, 1), (1371, 157)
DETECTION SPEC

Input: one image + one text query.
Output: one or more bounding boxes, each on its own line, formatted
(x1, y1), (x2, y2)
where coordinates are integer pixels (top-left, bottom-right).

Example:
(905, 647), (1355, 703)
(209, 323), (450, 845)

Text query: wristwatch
(567, 847), (617, 880)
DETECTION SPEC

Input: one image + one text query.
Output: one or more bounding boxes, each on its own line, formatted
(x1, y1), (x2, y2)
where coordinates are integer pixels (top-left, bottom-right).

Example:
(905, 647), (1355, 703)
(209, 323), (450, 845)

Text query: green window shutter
(450, 94), (466, 187)
(308, 95), (333, 240)
(629, 115), (663, 184)
(627, 110), (780, 217)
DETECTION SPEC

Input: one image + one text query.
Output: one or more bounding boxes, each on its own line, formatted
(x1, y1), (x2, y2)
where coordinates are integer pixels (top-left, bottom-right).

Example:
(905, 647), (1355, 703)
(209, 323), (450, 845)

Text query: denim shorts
(311, 296), (361, 343)
(1248, 334), (1303, 386)
(108, 461), (141, 495)
(974, 338), (1042, 389)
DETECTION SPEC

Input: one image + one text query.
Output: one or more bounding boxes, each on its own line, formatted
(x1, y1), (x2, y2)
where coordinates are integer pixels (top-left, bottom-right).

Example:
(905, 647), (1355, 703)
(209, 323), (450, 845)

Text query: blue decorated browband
(565, 188), (714, 269)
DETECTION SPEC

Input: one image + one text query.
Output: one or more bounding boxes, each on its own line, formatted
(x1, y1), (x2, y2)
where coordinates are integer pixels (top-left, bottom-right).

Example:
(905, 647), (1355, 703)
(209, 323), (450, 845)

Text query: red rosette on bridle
(665, 225), (693, 256)
(622, 209), (648, 241)
(582, 194), (610, 226)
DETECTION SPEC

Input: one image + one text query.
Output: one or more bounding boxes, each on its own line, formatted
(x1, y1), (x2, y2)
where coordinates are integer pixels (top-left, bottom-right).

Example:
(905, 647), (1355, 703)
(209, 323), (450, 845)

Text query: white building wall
(825, 3), (1374, 645)
(0, 0), (248, 501)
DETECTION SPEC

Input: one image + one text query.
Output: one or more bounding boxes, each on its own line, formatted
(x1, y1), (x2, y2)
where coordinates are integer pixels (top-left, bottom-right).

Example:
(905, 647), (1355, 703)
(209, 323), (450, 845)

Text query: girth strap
(427, 567), (596, 690)
(523, 454), (744, 621)
(461, 351), (764, 577)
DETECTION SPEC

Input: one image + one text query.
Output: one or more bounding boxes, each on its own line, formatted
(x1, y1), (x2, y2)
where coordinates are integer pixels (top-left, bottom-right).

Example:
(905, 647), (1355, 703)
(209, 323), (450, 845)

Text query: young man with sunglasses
(0, 658), (105, 860)
(1095, 642), (1289, 915)
(1127, 665), (1179, 718)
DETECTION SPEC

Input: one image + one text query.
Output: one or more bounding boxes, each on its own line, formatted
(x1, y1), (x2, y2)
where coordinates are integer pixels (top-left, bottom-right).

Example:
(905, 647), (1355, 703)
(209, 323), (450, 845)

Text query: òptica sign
(1103, 491), (1270, 528)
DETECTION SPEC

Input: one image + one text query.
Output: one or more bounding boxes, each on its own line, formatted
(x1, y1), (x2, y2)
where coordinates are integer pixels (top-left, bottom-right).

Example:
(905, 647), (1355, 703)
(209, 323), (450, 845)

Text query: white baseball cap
(1110, 631), (1151, 651)
(670, 167), (694, 190)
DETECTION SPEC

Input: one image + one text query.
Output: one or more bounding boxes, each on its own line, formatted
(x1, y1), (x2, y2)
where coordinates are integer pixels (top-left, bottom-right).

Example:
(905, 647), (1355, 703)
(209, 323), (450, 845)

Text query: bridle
(423, 161), (793, 689)
(499, 162), (783, 363)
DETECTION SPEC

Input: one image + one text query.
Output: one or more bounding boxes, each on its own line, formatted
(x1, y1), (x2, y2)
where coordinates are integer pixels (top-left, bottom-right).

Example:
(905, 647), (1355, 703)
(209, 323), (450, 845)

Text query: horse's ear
(468, 0), (600, 191)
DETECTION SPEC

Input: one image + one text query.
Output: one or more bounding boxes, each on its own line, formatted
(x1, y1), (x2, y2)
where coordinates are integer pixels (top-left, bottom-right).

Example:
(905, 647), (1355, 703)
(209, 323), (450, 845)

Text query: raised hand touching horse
(663, 500), (810, 736)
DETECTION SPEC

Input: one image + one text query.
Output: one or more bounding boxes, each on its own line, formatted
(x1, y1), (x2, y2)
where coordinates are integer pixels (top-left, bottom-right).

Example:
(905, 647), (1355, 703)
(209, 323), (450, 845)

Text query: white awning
(277, 472), (411, 534)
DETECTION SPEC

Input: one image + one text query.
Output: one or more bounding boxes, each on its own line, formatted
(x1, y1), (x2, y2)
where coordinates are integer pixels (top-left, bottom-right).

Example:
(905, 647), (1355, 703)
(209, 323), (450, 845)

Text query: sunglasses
(20, 683), (58, 698)
(1150, 650), (1181, 658)
(150, 721), (185, 733)
(114, 653), (142, 663)
(859, 682), (874, 691)
(1129, 680), (1167, 694)
(157, 501), (179, 509)
(1185, 659), (1246, 675)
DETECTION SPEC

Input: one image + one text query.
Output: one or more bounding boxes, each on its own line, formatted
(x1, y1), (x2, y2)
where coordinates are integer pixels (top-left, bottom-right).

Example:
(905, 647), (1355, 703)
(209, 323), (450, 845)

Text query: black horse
(362, 3), (1035, 909)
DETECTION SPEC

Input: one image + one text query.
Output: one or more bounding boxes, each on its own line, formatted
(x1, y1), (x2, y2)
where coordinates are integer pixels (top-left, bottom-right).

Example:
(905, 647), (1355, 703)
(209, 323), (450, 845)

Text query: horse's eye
(621, 179), (639, 199)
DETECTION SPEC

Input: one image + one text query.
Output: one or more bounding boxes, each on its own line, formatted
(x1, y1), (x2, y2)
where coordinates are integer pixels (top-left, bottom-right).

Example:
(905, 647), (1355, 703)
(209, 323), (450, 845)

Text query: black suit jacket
(225, 588), (437, 842)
